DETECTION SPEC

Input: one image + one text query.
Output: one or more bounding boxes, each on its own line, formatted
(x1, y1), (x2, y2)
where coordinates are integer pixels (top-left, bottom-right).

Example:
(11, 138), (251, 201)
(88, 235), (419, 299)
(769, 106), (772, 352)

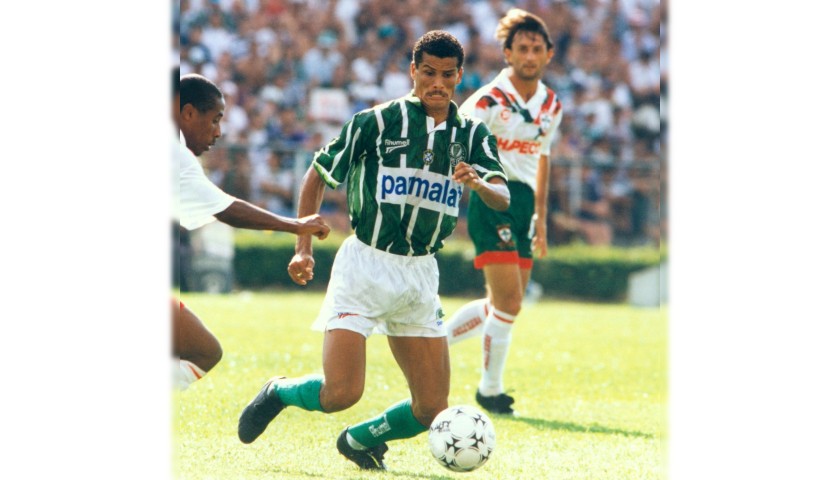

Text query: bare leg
(387, 336), (450, 426)
(320, 328), (367, 412)
(477, 264), (531, 403)
(482, 263), (526, 315)
(172, 299), (222, 373)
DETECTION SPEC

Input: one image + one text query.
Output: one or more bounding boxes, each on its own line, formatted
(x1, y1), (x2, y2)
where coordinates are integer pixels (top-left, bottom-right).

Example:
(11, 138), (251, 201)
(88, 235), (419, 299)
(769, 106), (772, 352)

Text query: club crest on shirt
(539, 112), (552, 126)
(423, 149), (434, 165)
(500, 108), (511, 121)
(448, 142), (465, 166)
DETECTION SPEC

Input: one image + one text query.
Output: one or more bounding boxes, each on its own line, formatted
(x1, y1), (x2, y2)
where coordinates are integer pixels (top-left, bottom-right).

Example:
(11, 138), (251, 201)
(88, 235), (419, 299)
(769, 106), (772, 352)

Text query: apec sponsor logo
(378, 167), (462, 214)
(497, 137), (541, 154)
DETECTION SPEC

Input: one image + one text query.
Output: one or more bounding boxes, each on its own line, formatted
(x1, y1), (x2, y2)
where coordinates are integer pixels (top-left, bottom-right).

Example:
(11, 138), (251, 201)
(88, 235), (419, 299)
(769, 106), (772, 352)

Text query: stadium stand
(176, 0), (666, 247)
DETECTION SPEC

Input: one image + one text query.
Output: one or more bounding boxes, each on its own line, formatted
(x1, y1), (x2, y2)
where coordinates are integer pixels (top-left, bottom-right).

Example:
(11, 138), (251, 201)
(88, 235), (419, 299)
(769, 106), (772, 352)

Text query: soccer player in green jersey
(237, 31), (510, 471)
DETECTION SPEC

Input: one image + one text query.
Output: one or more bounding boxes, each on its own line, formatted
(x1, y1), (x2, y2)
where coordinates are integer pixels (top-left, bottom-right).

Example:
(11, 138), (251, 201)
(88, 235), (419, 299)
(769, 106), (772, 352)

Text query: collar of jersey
(404, 93), (463, 132)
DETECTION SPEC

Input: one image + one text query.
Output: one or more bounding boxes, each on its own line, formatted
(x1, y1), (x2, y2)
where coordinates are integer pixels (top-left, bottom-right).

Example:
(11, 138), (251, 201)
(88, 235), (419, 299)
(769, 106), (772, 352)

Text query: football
(428, 405), (496, 472)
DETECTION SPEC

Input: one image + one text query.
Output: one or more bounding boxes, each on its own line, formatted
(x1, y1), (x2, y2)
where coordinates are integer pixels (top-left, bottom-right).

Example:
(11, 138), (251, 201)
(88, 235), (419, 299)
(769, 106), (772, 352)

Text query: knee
(192, 339), (223, 373)
(320, 381), (364, 413)
(493, 293), (523, 316)
(207, 343), (223, 370)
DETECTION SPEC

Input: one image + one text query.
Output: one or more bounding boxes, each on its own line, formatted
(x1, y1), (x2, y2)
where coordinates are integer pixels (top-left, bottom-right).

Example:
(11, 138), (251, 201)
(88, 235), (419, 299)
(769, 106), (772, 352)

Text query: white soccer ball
(428, 405), (496, 472)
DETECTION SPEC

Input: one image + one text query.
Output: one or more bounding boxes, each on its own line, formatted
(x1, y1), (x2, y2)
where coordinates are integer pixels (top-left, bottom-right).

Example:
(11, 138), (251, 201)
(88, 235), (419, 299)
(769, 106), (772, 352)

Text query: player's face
(182, 96), (225, 156)
(504, 31), (553, 82)
(410, 53), (463, 120)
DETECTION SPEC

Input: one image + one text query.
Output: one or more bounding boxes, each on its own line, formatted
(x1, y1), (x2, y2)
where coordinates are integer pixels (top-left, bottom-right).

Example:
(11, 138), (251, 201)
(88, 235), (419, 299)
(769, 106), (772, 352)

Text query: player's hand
(453, 162), (481, 191)
(288, 253), (315, 285)
(532, 218), (548, 259)
(296, 214), (330, 240)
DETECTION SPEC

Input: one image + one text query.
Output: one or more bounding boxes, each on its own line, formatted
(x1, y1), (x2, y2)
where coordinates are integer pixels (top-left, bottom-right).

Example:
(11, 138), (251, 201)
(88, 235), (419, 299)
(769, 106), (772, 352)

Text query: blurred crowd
(176, 0), (666, 247)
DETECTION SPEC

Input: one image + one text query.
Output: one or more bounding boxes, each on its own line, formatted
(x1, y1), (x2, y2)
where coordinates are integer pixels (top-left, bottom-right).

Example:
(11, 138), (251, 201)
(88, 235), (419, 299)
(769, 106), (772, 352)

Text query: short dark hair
(179, 73), (222, 113)
(496, 8), (553, 51)
(172, 67), (180, 97)
(412, 30), (464, 69)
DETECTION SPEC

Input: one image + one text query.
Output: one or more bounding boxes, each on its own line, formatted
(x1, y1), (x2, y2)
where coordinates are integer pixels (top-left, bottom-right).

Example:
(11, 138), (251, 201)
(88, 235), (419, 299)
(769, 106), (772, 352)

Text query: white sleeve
(175, 140), (235, 231)
(458, 88), (491, 124)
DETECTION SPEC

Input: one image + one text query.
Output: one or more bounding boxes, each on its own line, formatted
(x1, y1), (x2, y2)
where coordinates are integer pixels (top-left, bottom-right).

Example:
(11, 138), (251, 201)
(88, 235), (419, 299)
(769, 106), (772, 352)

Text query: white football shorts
(312, 235), (445, 338)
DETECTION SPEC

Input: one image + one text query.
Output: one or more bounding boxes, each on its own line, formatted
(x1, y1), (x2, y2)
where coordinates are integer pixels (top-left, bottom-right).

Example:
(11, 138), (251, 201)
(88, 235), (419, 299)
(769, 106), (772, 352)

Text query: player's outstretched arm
(453, 162), (510, 212)
(288, 165), (328, 286)
(214, 199), (330, 239)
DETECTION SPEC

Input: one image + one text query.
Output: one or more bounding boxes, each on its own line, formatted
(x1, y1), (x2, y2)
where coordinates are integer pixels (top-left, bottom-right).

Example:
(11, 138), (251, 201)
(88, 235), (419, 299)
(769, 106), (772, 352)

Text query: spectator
(301, 30), (345, 87)
(574, 164), (613, 245)
(251, 150), (296, 217)
(219, 81), (249, 142)
(628, 46), (659, 108)
(547, 162), (579, 245)
(201, 9), (237, 62)
(235, 39), (270, 93)
(245, 107), (271, 167)
(380, 57), (412, 100)
(275, 106), (308, 148)
(222, 147), (253, 201)
(620, 7), (657, 62)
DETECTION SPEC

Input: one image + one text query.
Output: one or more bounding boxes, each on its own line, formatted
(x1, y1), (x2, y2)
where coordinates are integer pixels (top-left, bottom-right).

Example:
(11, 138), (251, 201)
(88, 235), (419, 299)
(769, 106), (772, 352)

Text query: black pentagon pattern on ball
(429, 405), (495, 472)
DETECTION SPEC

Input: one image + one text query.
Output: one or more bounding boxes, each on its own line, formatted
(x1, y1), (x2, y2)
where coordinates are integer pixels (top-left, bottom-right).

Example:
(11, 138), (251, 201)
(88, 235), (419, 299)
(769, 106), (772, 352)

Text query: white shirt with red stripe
(459, 68), (563, 191)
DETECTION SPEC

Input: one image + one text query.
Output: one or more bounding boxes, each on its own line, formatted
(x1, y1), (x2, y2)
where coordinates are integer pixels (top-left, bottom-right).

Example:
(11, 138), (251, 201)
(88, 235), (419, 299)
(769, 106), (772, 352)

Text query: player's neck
(424, 105), (450, 126)
(508, 73), (539, 102)
(430, 111), (448, 125)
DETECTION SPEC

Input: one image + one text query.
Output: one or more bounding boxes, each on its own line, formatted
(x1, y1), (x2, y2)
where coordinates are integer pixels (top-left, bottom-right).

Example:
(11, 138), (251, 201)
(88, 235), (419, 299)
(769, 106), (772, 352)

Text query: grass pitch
(174, 291), (666, 480)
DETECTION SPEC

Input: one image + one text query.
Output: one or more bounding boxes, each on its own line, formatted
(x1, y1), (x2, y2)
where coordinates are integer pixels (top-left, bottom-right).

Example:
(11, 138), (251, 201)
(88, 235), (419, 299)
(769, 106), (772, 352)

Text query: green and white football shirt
(312, 94), (507, 256)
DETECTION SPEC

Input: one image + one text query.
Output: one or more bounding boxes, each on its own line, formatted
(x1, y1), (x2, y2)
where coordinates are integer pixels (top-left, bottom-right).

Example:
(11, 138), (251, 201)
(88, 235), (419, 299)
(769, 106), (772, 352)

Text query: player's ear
(456, 67), (463, 85)
(409, 62), (416, 81)
(182, 103), (197, 120)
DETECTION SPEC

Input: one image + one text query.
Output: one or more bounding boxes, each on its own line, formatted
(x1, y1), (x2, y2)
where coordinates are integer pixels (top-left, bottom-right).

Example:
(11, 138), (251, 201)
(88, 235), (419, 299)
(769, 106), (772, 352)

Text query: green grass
(174, 291), (667, 480)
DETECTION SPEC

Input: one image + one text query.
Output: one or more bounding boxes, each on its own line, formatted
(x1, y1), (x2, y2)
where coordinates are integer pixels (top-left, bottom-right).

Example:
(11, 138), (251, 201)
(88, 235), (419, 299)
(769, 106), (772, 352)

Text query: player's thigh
(519, 267), (532, 291)
(388, 336), (450, 407)
(483, 263), (526, 311)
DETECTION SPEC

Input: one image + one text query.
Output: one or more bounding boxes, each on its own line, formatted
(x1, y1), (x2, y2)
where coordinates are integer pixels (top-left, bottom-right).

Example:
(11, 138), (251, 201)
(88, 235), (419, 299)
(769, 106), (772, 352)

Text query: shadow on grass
(267, 467), (458, 480)
(384, 471), (459, 480)
(506, 415), (655, 439)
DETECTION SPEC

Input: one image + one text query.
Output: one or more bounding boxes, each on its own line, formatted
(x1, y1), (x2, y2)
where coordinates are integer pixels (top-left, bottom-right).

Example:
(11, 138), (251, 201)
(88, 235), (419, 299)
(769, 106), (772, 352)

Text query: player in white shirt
(445, 9), (563, 414)
(173, 71), (330, 390)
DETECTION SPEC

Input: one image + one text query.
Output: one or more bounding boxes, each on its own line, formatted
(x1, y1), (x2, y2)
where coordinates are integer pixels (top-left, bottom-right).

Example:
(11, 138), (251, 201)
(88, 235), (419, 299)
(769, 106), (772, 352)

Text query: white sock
(446, 298), (490, 345)
(478, 307), (515, 396)
(173, 359), (206, 391)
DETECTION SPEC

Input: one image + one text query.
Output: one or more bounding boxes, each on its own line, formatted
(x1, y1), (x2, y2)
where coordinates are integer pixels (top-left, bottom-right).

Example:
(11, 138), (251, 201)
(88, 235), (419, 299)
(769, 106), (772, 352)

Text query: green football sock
(273, 374), (325, 412)
(347, 398), (426, 448)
